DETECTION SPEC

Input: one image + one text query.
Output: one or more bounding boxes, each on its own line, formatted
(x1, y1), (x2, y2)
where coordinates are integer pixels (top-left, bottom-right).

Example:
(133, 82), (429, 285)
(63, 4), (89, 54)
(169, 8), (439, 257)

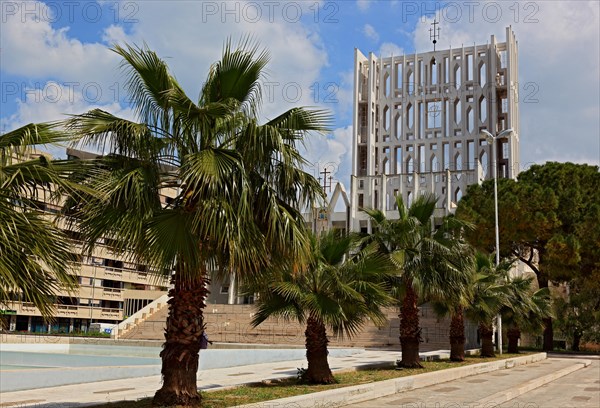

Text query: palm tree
(430, 218), (475, 362)
(365, 194), (470, 368)
(248, 229), (394, 384)
(0, 124), (77, 319)
(501, 275), (552, 354)
(435, 217), (475, 362)
(464, 252), (510, 357)
(62, 39), (331, 406)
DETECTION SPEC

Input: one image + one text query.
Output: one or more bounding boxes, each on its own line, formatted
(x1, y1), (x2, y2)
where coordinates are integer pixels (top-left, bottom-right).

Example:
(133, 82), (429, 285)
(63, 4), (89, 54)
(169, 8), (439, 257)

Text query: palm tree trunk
(304, 316), (335, 384)
(507, 327), (521, 353)
(538, 273), (554, 351)
(572, 330), (582, 351)
(449, 307), (465, 362)
(479, 322), (495, 357)
(399, 284), (423, 368)
(153, 272), (209, 407)
(542, 317), (554, 351)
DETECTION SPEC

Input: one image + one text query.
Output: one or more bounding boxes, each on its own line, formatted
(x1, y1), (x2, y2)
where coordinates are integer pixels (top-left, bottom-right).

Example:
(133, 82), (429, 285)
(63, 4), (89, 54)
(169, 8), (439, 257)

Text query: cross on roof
(429, 19), (440, 52)
(320, 167), (333, 193)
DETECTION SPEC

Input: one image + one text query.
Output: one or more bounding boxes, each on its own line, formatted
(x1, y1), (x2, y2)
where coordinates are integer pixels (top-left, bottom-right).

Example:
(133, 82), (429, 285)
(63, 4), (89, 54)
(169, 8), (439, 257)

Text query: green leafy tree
(457, 162), (600, 350)
(62, 40), (331, 406)
(365, 194), (470, 367)
(248, 230), (394, 384)
(554, 270), (600, 350)
(0, 124), (77, 319)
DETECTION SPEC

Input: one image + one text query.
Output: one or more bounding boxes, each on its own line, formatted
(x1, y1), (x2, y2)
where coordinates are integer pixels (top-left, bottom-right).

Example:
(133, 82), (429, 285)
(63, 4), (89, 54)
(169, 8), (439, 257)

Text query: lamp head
(479, 128), (514, 142)
(479, 129), (494, 142)
(498, 128), (514, 139)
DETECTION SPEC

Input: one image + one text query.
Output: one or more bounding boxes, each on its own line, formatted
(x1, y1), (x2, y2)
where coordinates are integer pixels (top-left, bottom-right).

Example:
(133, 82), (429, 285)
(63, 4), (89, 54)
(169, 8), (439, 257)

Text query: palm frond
(112, 43), (183, 129)
(0, 189), (77, 318)
(0, 123), (70, 155)
(201, 36), (270, 116)
(250, 229), (393, 340)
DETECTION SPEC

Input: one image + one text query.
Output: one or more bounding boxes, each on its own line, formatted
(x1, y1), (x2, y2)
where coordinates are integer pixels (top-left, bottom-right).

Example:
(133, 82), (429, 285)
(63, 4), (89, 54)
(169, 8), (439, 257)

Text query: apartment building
(1, 149), (169, 334)
(350, 26), (520, 231)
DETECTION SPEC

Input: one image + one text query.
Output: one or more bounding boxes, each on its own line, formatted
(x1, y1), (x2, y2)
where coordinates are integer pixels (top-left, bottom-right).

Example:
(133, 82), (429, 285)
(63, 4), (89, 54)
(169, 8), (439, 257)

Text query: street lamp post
(480, 128), (514, 355)
(89, 264), (97, 331)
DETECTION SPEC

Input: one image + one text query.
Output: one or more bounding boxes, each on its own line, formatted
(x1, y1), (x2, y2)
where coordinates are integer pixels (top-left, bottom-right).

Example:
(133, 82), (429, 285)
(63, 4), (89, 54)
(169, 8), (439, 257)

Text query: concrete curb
(235, 352), (547, 408)
(475, 358), (592, 406)
(547, 352), (600, 360)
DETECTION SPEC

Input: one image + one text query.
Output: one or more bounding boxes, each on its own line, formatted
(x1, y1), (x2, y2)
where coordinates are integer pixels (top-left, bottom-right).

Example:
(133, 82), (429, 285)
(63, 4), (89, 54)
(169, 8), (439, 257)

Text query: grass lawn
(93, 353), (527, 408)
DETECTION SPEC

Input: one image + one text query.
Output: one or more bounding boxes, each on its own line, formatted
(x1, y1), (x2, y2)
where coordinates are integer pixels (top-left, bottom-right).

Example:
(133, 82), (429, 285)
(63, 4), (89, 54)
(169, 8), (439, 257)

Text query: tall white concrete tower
(350, 26), (520, 232)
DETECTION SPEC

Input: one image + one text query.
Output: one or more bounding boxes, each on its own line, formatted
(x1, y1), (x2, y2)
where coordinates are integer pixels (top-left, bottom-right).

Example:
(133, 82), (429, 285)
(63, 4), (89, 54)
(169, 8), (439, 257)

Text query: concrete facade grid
(351, 27), (520, 232)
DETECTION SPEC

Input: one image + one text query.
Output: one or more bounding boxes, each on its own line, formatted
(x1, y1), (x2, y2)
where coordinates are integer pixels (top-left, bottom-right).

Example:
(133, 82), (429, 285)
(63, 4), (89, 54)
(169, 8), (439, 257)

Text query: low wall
(0, 333), (162, 347)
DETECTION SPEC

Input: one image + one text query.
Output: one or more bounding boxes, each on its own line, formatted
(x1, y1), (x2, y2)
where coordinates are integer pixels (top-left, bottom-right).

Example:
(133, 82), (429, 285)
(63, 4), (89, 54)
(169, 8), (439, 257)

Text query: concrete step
(123, 304), (454, 349)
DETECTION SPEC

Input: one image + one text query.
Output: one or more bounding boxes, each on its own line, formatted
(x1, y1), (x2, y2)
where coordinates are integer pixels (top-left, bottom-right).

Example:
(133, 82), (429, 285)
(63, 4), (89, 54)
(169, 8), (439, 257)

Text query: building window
(466, 54), (473, 81)
(467, 141), (475, 170)
(479, 62), (487, 87)
(395, 62), (403, 89)
(427, 102), (441, 128)
(454, 99), (461, 125)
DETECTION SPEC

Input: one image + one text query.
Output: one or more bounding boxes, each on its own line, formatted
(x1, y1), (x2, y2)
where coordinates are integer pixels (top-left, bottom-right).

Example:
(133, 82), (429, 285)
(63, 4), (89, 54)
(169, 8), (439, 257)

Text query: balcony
(77, 263), (167, 286)
(6, 302), (124, 320)
(100, 308), (122, 319)
(77, 285), (122, 302)
(56, 305), (79, 316)
(104, 267), (123, 278)
(102, 287), (123, 299)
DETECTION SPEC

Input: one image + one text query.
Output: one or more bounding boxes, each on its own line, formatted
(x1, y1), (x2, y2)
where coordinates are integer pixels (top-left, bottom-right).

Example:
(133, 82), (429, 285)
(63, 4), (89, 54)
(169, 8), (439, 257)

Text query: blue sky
(1, 0), (599, 188)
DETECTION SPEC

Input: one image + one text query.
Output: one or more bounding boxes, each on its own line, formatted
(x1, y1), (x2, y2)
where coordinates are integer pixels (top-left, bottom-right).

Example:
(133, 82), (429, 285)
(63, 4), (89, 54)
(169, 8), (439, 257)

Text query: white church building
(347, 26), (520, 232)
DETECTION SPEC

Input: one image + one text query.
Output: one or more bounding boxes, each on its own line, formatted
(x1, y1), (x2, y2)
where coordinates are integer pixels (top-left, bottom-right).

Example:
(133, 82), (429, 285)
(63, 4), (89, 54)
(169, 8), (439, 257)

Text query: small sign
(0, 310), (17, 315)
(318, 208), (328, 221)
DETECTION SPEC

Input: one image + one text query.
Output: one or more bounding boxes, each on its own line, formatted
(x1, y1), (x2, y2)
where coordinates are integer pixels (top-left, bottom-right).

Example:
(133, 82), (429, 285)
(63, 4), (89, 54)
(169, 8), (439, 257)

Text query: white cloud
(379, 42), (403, 58)
(1, 1), (332, 162)
(2, 1), (330, 120)
(102, 24), (129, 45)
(1, 2), (119, 90)
(0, 81), (135, 158)
(302, 125), (353, 189)
(3, 82), (132, 126)
(335, 70), (355, 123)
(100, 1), (329, 122)
(363, 24), (379, 42)
(357, 0), (371, 12)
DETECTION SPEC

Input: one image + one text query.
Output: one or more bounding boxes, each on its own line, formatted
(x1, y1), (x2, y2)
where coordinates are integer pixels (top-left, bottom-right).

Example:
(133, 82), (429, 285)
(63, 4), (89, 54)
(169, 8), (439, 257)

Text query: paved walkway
(348, 358), (599, 408)
(497, 359), (600, 407)
(1, 352), (595, 408)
